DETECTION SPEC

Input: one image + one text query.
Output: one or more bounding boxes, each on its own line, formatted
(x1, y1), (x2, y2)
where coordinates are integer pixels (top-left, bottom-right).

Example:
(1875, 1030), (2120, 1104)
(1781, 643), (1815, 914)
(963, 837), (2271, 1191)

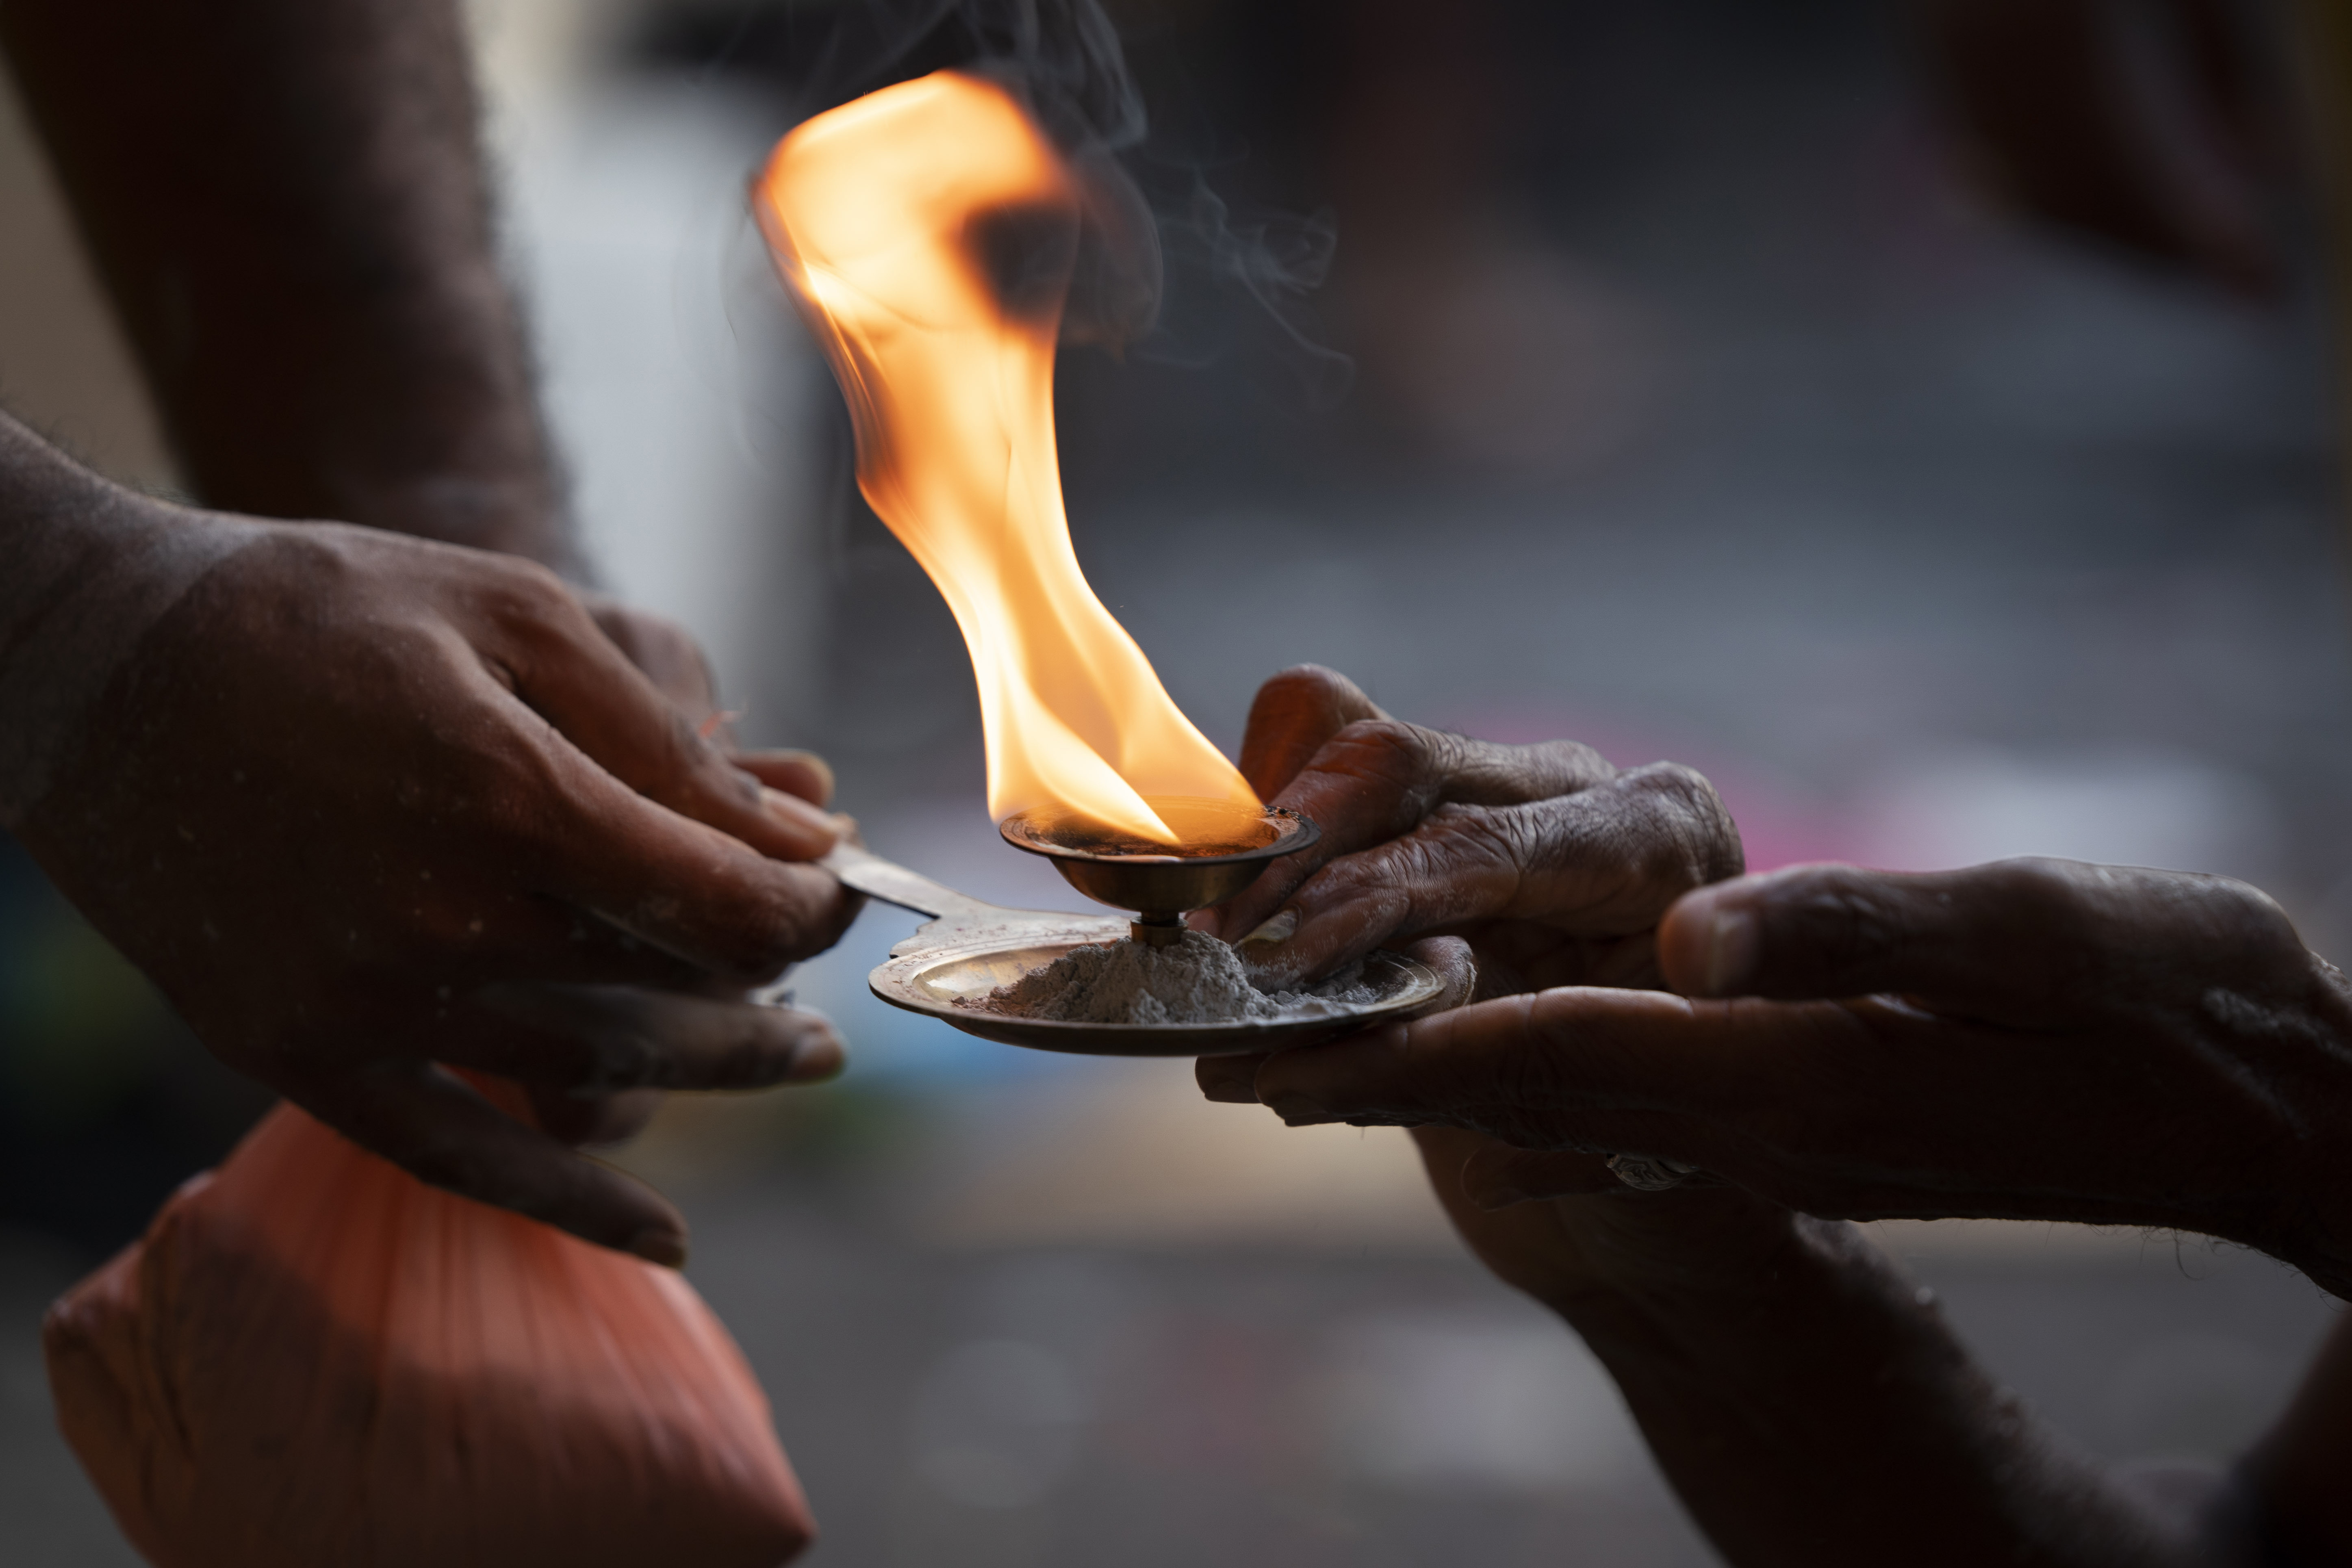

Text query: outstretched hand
(20, 517), (860, 1265)
(1233, 856), (2352, 1299)
(1196, 663), (1772, 1307)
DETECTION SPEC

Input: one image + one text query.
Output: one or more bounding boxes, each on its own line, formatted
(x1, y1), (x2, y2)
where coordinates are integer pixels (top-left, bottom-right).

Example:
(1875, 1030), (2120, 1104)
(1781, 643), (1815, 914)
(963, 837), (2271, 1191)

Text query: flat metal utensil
(822, 842), (1446, 1058)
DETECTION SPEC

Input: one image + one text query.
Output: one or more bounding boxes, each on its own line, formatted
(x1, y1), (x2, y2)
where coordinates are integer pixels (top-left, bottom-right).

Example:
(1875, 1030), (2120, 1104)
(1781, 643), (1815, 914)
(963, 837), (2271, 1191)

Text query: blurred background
(3, 0), (2349, 1562)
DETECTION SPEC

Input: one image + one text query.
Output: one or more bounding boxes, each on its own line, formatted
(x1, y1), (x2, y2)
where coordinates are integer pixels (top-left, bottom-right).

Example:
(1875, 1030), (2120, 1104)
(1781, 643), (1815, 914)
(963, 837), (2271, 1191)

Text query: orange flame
(755, 72), (1258, 845)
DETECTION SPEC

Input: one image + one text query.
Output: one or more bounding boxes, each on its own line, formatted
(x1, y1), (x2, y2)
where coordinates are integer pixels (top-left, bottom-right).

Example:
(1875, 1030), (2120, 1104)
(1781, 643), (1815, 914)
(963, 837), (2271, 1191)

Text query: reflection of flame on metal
(756, 72), (1258, 846)
(998, 798), (1313, 943)
(1003, 797), (1278, 859)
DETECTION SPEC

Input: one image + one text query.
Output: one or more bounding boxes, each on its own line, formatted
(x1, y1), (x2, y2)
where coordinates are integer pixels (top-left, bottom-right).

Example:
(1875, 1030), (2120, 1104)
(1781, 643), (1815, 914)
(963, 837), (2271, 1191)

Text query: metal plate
(866, 935), (1446, 1058)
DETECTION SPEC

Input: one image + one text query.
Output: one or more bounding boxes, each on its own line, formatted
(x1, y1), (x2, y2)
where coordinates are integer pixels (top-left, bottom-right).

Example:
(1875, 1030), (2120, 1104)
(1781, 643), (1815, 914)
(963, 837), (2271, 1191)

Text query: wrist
(0, 421), (262, 824)
(1527, 1186), (1810, 1329)
(1547, 1207), (1925, 1389)
(2278, 1165), (2352, 1301)
(2257, 957), (2352, 1299)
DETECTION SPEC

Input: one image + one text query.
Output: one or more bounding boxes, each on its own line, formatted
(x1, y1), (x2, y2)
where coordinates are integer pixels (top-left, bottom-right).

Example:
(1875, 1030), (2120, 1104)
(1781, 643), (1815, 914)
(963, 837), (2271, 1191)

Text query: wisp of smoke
(784, 0), (1343, 377)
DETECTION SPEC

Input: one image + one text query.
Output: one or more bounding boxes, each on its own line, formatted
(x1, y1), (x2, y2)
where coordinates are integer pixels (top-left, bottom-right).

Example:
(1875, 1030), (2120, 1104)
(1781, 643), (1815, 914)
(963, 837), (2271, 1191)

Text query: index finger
(471, 566), (843, 863)
(1243, 762), (1740, 984)
(501, 697), (859, 978)
(1209, 722), (1616, 942)
(1236, 664), (1387, 798)
(1248, 986), (1841, 1155)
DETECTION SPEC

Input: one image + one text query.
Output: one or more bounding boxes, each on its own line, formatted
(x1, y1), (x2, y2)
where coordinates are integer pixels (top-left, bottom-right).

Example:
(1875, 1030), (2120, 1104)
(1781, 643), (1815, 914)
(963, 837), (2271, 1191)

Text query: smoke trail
(756, 0), (1337, 369)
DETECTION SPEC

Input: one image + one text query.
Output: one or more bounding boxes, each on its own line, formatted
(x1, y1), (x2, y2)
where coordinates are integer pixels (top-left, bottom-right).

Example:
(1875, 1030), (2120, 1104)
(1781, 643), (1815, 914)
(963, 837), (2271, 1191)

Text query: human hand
(1193, 663), (1749, 1302)
(1403, 1126), (1803, 1318)
(19, 513), (860, 1264)
(1195, 665), (1742, 994)
(577, 589), (838, 807)
(532, 590), (848, 1150)
(1359, 948), (1798, 1319)
(1224, 857), (2352, 1299)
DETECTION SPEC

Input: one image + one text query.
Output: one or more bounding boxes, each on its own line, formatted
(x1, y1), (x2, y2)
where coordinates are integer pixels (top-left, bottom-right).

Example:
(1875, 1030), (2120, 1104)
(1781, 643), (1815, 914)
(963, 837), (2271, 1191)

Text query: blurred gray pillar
(503, 78), (832, 746)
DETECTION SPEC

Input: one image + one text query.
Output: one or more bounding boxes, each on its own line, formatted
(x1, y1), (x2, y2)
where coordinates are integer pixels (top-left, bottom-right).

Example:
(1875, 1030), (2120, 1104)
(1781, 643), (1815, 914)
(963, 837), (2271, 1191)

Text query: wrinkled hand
(20, 516), (860, 1264)
(1228, 857), (2352, 1300)
(1193, 662), (1756, 1305)
(1194, 665), (1742, 993)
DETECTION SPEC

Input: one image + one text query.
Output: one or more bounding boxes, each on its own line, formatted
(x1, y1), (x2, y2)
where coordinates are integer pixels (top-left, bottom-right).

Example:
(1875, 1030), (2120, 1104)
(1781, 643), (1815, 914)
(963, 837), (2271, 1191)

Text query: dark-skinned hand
(1191, 664), (1743, 995)
(1194, 663), (1763, 1305)
(20, 514), (860, 1266)
(1228, 855), (2352, 1301)
(546, 588), (846, 1151)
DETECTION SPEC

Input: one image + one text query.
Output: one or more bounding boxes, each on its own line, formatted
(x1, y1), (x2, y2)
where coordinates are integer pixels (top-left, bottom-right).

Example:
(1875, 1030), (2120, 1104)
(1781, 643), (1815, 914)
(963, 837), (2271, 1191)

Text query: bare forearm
(1551, 1210), (2245, 1568)
(0, 0), (573, 568)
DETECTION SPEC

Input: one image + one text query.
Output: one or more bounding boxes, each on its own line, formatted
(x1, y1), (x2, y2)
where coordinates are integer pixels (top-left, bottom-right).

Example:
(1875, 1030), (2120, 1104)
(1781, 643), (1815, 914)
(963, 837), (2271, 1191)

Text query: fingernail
(626, 1227), (689, 1269)
(1198, 1065), (1260, 1104)
(1240, 909), (1299, 948)
(785, 1030), (846, 1083)
(763, 787), (842, 848)
(776, 749), (836, 807)
(1701, 907), (1759, 996)
(1264, 1091), (1336, 1126)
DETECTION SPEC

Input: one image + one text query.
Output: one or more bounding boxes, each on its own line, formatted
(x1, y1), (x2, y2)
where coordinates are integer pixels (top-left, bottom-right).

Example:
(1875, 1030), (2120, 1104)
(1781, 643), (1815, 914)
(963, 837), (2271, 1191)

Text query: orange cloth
(42, 1089), (812, 1568)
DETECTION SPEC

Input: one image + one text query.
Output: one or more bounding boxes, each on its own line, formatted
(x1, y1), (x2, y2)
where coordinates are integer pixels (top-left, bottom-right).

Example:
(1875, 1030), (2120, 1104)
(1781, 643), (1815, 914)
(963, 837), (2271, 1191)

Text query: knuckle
(649, 708), (738, 806)
(1416, 804), (1531, 904)
(705, 925), (797, 984)
(1293, 863), (1414, 944)
(475, 557), (577, 630)
(1774, 867), (1917, 975)
(1326, 718), (1441, 789)
(1256, 664), (1350, 711)
(1442, 737), (1614, 808)
(1282, 721), (1452, 843)
(581, 1002), (665, 1089)
(1958, 859), (2113, 966)
(1615, 763), (1746, 885)
(1971, 857), (2087, 915)
(1513, 739), (1616, 796)
(590, 1034), (663, 1092)
(717, 872), (840, 977)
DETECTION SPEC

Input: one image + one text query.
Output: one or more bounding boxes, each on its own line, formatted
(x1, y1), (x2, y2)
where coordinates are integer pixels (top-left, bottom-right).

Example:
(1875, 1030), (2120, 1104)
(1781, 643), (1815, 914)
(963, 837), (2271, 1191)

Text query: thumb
(1237, 664), (1388, 800)
(1657, 858), (2100, 1015)
(492, 592), (840, 862)
(1459, 1142), (1620, 1208)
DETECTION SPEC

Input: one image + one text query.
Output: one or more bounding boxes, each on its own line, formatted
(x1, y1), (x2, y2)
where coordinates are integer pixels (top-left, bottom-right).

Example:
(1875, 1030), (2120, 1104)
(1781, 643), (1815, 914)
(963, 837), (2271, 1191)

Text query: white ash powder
(975, 929), (1382, 1025)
